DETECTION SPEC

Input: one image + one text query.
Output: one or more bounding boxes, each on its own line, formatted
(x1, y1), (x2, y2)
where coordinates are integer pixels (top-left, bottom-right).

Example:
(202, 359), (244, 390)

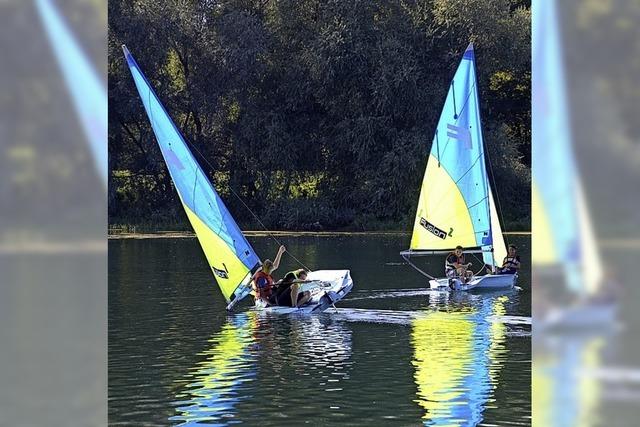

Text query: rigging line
(470, 252), (487, 273)
(149, 88), (235, 248)
(184, 136), (312, 272)
(435, 130), (440, 166)
(483, 130), (510, 248)
(425, 149), (484, 215)
(402, 254), (436, 280)
(134, 60), (269, 262)
(437, 81), (477, 156)
(468, 52), (508, 256)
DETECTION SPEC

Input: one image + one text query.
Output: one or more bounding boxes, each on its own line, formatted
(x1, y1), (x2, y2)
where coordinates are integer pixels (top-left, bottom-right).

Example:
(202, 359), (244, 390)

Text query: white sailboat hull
(429, 273), (517, 291)
(535, 302), (618, 331)
(255, 270), (353, 314)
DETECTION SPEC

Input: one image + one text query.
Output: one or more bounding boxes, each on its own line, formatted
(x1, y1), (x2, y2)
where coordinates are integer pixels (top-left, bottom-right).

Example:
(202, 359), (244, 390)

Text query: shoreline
(108, 230), (532, 239)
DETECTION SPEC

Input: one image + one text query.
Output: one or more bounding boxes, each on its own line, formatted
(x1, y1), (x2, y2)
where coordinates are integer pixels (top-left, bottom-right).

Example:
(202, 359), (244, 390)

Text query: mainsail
(532, 0), (602, 295)
(123, 46), (261, 304)
(36, 0), (107, 186)
(408, 43), (506, 267)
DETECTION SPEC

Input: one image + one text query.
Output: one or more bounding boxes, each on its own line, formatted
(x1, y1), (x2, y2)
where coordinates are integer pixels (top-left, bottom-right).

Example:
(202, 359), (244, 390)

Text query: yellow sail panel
(532, 183), (556, 264)
(410, 155), (477, 250)
(183, 203), (252, 301)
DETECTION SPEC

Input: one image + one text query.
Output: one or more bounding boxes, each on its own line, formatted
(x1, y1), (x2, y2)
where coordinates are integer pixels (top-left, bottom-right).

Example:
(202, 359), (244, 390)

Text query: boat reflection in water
(170, 313), (258, 425)
(533, 334), (605, 427)
(170, 313), (353, 425)
(411, 297), (510, 426)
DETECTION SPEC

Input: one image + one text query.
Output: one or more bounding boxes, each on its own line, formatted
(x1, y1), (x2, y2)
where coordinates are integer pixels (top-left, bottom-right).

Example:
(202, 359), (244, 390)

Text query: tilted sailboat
(122, 46), (353, 312)
(400, 43), (515, 291)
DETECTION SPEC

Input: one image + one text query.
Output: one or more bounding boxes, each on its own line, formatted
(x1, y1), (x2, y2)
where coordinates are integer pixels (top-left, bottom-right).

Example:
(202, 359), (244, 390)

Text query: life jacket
(502, 256), (520, 270)
(253, 271), (274, 299)
(445, 252), (464, 273)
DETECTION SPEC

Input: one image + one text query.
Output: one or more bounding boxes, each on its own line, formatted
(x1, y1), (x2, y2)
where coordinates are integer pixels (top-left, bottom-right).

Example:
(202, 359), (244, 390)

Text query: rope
(184, 136), (312, 272)
(470, 252), (488, 276)
(402, 253), (437, 280)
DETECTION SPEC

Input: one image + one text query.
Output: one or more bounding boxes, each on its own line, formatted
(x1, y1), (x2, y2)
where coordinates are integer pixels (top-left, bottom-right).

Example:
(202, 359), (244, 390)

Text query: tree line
(108, 0), (530, 232)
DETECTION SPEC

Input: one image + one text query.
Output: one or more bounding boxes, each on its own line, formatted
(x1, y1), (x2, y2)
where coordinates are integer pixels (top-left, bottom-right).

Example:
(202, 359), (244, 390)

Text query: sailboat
(122, 45), (353, 313)
(400, 43), (516, 291)
(532, 0), (617, 329)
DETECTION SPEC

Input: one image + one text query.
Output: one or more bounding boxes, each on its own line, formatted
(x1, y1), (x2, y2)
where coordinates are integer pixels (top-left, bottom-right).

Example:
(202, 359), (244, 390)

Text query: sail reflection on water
(170, 314), (353, 425)
(411, 297), (509, 426)
(533, 336), (604, 427)
(170, 313), (258, 425)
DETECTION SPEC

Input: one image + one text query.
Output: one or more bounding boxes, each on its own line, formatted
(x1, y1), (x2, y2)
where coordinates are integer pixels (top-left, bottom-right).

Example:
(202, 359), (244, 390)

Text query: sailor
(274, 269), (312, 308)
(497, 244), (520, 275)
(252, 245), (286, 306)
(445, 245), (473, 282)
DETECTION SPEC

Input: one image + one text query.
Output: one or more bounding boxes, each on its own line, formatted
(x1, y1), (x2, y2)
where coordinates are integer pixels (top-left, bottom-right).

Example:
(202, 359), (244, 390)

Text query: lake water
(109, 234), (531, 426)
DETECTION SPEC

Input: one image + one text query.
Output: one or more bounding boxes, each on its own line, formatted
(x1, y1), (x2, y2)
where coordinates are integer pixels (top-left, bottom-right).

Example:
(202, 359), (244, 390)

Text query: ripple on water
(110, 236), (531, 426)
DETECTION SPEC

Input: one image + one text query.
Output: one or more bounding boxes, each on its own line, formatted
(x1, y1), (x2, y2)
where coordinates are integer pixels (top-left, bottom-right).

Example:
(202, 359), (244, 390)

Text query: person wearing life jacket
(497, 244), (520, 275)
(445, 245), (473, 282)
(274, 269), (312, 308)
(253, 245), (286, 306)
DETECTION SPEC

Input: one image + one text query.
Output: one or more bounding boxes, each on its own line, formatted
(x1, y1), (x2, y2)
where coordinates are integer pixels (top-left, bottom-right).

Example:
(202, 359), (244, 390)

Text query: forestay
(123, 46), (261, 304)
(408, 43), (506, 267)
(531, 1), (602, 295)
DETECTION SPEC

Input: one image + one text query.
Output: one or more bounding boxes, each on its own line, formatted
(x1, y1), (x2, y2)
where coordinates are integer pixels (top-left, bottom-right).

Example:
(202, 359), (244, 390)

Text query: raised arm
(272, 245), (286, 273)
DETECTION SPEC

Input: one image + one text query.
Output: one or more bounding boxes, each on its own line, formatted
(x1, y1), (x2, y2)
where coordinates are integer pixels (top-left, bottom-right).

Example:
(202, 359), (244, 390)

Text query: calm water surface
(109, 234), (531, 426)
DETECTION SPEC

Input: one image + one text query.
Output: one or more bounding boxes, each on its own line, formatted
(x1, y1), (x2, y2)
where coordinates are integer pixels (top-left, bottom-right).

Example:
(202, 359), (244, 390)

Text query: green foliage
(109, 0), (531, 231)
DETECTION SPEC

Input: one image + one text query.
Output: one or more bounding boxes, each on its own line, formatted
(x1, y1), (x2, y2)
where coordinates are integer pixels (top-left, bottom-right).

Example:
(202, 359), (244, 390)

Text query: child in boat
(252, 245), (286, 306)
(445, 245), (473, 282)
(497, 244), (520, 275)
(274, 269), (312, 308)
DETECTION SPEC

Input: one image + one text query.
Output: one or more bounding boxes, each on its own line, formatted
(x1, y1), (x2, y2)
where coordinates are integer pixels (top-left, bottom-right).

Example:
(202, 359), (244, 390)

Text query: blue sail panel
(123, 46), (260, 300)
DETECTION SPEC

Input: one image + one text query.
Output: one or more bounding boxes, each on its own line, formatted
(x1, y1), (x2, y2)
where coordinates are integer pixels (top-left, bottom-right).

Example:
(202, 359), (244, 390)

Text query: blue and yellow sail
(123, 46), (261, 304)
(36, 0), (107, 186)
(532, 0), (601, 294)
(410, 44), (506, 266)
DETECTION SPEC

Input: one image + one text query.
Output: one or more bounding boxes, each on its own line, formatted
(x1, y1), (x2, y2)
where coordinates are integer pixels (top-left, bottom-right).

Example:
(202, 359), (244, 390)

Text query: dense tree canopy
(108, 0), (530, 231)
